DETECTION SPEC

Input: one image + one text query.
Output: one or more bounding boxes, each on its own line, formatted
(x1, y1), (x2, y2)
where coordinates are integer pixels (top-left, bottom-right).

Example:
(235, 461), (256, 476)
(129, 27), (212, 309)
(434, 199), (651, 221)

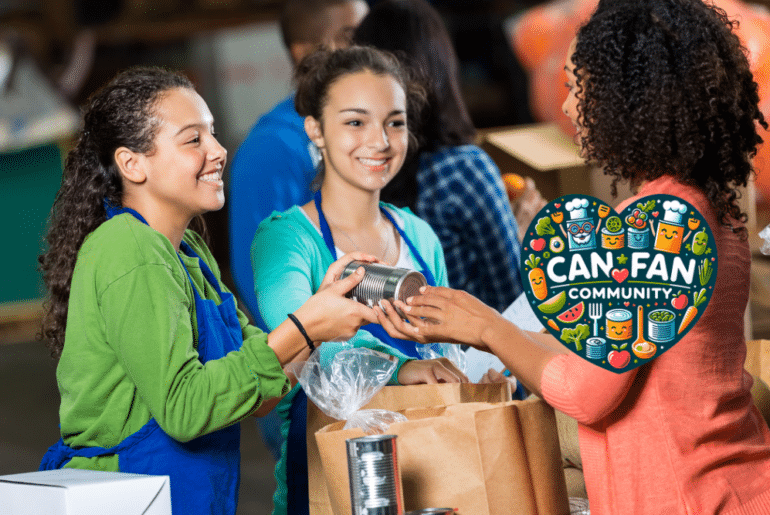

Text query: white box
(0, 469), (171, 515)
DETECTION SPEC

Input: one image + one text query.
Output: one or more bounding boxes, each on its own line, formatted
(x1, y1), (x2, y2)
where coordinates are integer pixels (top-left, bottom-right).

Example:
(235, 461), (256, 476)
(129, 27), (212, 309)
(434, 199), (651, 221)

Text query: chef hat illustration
(662, 200), (687, 225)
(566, 198), (589, 220)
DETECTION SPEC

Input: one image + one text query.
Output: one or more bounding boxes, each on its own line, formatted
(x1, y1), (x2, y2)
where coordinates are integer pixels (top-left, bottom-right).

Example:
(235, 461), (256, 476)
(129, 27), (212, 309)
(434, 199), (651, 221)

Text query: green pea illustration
(692, 229), (709, 255)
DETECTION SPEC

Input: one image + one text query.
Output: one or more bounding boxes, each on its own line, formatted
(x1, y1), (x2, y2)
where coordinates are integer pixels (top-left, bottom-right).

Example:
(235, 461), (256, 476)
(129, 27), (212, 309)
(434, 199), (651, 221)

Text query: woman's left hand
(375, 286), (501, 351)
(397, 357), (469, 385)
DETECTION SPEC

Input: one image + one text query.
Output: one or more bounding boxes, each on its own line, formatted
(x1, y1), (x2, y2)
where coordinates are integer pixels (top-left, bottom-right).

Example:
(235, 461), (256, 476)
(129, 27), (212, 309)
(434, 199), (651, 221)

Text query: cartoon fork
(588, 303), (603, 336)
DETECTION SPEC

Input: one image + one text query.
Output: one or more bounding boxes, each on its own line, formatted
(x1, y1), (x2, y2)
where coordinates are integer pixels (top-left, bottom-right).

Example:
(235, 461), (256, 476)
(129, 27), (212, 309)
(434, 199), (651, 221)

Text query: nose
(367, 124), (389, 151)
(208, 136), (228, 165)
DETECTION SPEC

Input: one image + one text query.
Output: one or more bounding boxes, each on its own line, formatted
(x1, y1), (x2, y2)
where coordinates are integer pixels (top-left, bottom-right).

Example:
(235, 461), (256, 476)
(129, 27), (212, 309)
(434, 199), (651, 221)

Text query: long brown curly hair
(38, 67), (193, 358)
(572, 0), (766, 237)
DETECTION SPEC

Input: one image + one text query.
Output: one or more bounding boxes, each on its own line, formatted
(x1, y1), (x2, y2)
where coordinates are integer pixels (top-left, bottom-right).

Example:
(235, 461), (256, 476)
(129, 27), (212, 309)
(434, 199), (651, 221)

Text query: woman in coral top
(378, 0), (770, 513)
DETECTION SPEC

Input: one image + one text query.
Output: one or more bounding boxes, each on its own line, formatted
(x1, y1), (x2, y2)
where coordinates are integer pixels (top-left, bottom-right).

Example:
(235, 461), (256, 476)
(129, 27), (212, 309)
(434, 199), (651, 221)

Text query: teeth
(199, 171), (221, 183)
(359, 157), (387, 166)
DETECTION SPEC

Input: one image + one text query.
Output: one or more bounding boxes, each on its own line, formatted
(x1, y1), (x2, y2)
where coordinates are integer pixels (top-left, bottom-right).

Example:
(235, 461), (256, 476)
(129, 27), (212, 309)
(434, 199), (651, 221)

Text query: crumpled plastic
(760, 224), (770, 255)
(416, 342), (468, 376)
(286, 346), (407, 434)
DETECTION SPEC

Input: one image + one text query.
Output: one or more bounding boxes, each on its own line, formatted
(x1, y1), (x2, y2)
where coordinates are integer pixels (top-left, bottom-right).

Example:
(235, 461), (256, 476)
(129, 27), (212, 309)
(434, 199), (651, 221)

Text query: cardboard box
(0, 469), (171, 515)
(479, 123), (636, 205)
(480, 123), (593, 202)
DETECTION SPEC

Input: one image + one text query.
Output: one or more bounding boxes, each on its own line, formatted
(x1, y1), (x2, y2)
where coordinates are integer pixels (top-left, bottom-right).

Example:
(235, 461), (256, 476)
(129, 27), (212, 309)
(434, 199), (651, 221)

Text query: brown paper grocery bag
(307, 383), (513, 515)
(316, 398), (569, 515)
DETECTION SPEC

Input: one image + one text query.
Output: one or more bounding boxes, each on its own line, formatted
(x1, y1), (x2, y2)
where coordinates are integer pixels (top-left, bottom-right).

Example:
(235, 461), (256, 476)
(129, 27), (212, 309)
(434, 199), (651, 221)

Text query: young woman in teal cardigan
(251, 46), (468, 515)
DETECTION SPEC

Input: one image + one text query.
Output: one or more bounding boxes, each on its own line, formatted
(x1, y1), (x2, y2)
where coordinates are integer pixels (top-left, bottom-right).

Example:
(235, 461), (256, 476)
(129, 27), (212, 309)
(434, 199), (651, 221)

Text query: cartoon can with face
(601, 216), (625, 249)
(654, 200), (687, 254)
(565, 198), (597, 251)
(606, 309), (633, 341)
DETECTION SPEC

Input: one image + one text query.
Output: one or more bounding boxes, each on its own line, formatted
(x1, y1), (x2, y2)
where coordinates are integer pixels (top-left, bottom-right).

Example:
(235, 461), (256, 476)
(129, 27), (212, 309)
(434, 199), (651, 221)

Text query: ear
(304, 116), (325, 149)
(114, 147), (147, 185)
(289, 42), (316, 67)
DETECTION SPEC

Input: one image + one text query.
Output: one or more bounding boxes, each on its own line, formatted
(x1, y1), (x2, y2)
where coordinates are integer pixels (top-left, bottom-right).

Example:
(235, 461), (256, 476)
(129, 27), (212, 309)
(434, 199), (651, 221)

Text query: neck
(319, 181), (382, 230)
(122, 194), (190, 250)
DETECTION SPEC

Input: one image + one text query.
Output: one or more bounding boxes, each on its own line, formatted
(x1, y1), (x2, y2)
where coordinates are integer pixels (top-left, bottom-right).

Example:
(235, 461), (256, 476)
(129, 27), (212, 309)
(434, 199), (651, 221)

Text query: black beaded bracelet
(287, 313), (315, 351)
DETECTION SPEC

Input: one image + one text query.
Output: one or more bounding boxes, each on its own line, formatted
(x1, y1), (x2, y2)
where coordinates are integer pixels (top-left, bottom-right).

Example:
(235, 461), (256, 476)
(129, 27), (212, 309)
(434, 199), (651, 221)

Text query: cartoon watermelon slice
(556, 301), (585, 324)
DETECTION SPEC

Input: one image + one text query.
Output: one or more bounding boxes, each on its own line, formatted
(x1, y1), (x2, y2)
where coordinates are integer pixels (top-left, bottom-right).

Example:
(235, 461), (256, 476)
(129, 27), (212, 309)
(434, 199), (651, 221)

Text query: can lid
(405, 509), (454, 515)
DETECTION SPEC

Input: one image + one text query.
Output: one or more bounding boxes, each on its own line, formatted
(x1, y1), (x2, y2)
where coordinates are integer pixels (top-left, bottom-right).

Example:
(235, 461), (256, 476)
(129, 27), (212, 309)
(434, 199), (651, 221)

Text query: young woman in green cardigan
(37, 66), (380, 515)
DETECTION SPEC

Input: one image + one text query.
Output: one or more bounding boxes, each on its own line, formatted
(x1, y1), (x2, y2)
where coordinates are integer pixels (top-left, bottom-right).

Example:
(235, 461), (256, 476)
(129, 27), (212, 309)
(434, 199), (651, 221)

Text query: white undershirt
(299, 206), (417, 270)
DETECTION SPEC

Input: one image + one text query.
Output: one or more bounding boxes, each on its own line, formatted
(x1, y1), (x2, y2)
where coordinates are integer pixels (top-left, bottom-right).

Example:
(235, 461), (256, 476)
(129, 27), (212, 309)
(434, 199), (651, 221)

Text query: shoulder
(253, 206), (319, 249)
(76, 215), (182, 288)
(624, 176), (712, 217)
(232, 96), (307, 159)
(419, 144), (501, 184)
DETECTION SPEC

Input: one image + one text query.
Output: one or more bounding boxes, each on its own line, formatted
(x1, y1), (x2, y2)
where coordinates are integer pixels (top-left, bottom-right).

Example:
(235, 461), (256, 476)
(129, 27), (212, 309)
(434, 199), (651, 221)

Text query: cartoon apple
(608, 344), (631, 369)
(531, 238), (547, 251)
(671, 294), (688, 310)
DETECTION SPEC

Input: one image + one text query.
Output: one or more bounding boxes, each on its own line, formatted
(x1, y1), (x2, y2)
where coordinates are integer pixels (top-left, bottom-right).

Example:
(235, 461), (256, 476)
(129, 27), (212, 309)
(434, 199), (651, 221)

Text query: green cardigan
(57, 213), (290, 471)
(250, 203), (448, 515)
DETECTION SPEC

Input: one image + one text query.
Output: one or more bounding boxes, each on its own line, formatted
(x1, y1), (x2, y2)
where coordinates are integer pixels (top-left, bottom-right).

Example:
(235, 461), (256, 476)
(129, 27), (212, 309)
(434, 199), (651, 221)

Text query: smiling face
(306, 70), (408, 195)
(654, 223), (684, 254)
(129, 87), (227, 224)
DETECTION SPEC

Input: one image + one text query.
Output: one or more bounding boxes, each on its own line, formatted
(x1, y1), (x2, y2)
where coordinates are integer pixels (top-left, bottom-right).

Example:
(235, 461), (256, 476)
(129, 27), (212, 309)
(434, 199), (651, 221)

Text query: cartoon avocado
(692, 229), (709, 255)
(549, 236), (565, 253)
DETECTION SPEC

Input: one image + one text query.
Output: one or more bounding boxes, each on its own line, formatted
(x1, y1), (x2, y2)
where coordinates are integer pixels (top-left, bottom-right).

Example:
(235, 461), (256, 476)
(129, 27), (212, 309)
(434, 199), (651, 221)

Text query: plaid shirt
(416, 145), (523, 312)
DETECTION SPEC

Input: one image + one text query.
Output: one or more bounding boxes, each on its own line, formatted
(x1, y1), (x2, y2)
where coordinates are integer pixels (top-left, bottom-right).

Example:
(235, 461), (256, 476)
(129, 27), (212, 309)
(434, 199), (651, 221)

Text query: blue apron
(284, 192), (438, 515)
(40, 206), (243, 515)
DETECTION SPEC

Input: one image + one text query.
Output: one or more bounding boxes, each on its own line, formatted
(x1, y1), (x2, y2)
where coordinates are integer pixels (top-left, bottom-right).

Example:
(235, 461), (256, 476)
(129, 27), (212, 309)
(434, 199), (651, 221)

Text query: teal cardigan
(250, 202), (448, 515)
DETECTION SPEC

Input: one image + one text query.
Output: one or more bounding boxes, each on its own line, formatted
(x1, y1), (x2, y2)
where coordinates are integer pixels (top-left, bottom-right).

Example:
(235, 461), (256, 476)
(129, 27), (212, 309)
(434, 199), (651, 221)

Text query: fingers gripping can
(347, 435), (404, 515)
(341, 261), (427, 316)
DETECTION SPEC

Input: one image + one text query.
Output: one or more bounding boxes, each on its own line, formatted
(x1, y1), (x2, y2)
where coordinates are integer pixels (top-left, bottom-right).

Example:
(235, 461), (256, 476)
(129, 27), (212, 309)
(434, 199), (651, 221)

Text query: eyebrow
(338, 108), (405, 116)
(174, 122), (213, 136)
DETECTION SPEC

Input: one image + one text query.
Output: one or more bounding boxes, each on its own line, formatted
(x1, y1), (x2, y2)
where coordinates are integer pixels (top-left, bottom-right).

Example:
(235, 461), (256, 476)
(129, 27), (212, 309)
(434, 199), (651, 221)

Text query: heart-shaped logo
(521, 194), (717, 373)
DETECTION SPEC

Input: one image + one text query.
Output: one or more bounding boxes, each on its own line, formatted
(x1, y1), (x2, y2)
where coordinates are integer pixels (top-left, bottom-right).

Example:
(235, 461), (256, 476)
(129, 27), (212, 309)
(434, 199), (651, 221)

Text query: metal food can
(585, 337), (606, 359)
(341, 261), (427, 316)
(347, 435), (404, 515)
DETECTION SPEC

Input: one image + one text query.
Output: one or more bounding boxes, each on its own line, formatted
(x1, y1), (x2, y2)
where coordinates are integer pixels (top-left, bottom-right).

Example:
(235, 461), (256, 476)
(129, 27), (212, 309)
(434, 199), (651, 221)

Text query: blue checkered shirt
(416, 145), (523, 312)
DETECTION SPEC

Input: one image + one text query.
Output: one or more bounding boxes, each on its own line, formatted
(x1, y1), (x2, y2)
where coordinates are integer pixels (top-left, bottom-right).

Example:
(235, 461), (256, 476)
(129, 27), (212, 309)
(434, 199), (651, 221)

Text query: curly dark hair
(38, 67), (193, 358)
(572, 0), (766, 237)
(294, 45), (427, 190)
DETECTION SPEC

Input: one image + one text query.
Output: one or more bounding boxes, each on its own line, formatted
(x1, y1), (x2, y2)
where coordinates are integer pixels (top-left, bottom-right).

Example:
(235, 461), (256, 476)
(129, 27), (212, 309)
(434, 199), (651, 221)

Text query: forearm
(480, 315), (568, 397)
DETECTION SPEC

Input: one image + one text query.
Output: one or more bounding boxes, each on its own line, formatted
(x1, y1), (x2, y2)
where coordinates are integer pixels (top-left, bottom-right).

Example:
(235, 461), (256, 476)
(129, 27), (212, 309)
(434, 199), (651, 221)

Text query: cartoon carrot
(525, 254), (548, 300)
(678, 288), (707, 334)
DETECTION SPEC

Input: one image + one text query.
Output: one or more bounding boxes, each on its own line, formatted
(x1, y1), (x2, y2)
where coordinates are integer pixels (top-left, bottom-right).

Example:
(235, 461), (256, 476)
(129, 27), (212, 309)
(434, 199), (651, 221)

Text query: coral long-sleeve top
(541, 175), (770, 514)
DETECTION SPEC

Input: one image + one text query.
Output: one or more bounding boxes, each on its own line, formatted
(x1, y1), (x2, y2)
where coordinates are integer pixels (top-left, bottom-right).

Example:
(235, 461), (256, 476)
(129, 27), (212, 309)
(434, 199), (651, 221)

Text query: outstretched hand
(374, 286), (501, 351)
(293, 252), (381, 343)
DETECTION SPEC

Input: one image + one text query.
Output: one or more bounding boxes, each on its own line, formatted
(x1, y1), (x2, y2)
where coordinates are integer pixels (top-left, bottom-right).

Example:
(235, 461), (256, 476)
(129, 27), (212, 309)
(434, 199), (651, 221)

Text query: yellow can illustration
(654, 221), (684, 254)
(654, 200), (688, 254)
(606, 309), (633, 341)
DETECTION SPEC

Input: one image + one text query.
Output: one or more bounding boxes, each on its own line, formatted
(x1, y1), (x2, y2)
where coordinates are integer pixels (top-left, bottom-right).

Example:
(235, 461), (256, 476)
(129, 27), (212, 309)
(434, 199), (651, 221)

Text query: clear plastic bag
(287, 346), (407, 434)
(760, 224), (770, 255)
(416, 342), (468, 376)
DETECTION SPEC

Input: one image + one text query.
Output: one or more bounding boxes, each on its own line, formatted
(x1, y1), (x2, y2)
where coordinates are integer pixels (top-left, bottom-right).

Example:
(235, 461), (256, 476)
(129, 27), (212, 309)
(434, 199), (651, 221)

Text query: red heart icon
(624, 302), (630, 307)
(611, 268), (629, 283)
(652, 211), (659, 217)
(555, 203), (561, 208)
